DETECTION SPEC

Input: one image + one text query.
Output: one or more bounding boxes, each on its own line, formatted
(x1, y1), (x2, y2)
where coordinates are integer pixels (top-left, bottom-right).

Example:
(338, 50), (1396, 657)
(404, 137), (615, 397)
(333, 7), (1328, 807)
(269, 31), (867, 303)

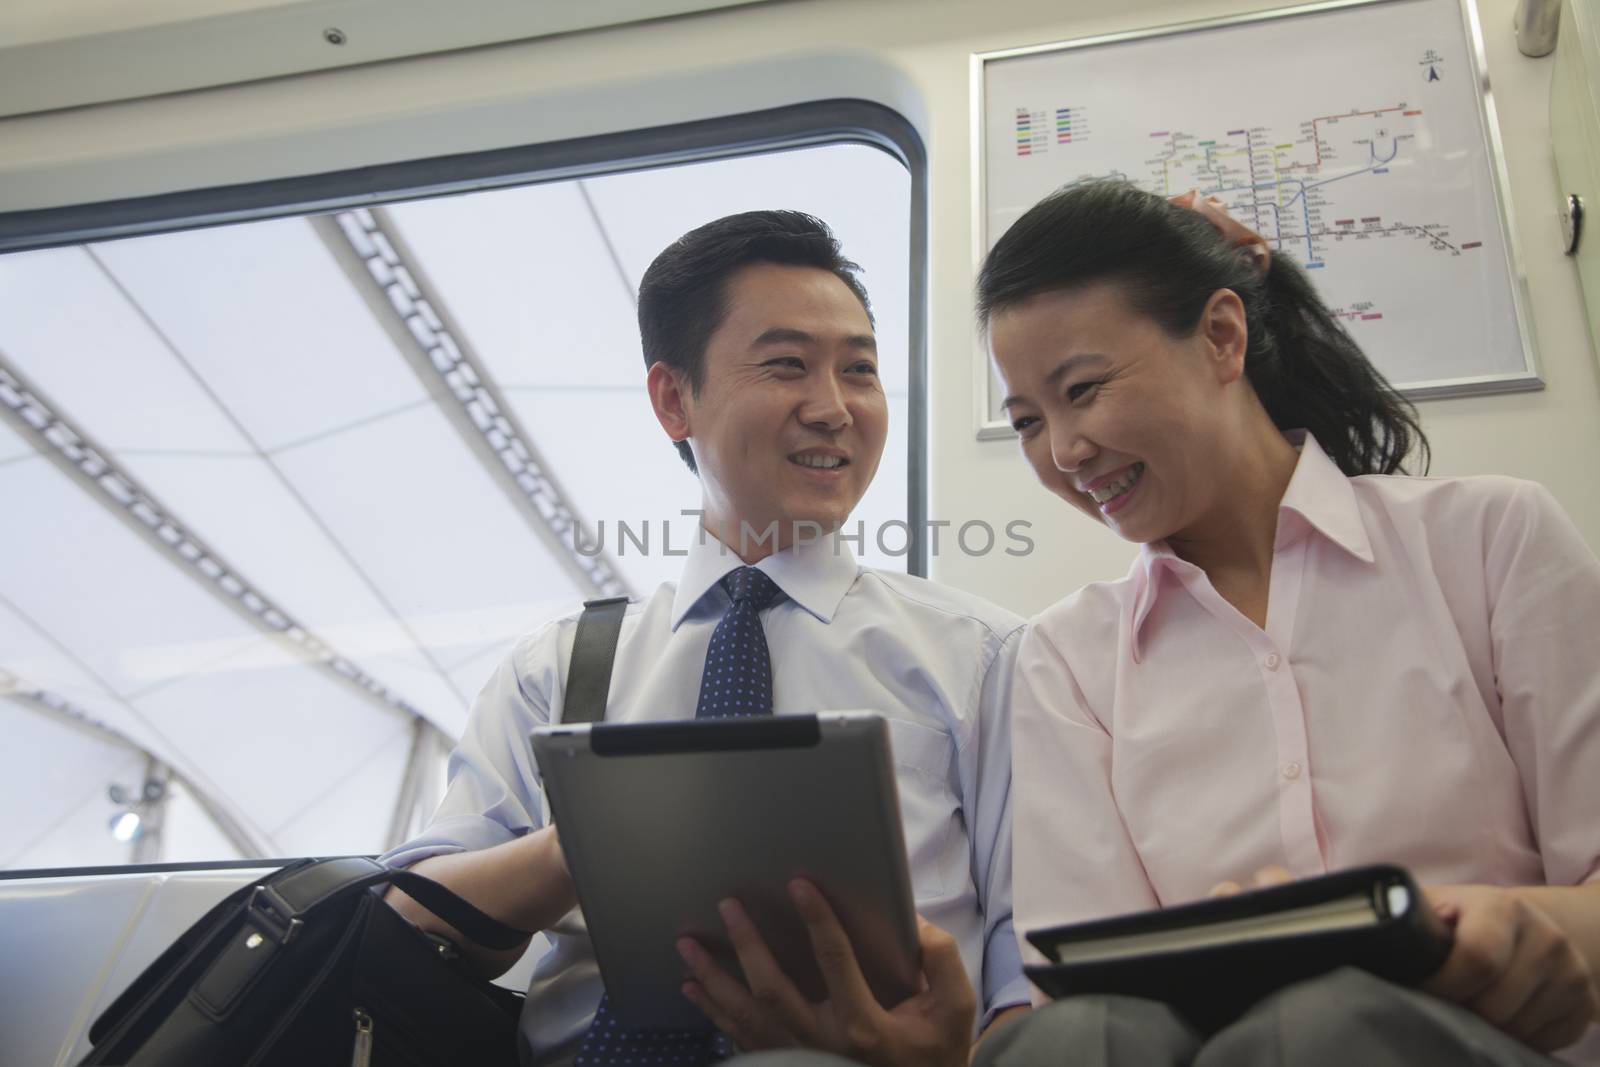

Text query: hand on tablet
(677, 879), (975, 1067)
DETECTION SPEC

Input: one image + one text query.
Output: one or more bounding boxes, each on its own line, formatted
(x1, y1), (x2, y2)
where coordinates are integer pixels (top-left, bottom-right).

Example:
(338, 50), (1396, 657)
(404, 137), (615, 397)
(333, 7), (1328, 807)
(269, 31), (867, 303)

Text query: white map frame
(971, 0), (1542, 439)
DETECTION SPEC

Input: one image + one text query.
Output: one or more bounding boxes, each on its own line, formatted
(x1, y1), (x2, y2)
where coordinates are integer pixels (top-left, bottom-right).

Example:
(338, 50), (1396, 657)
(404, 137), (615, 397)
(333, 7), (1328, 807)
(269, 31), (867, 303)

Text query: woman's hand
(1169, 189), (1272, 274)
(1202, 871), (1599, 1051)
(677, 879), (976, 1067)
(1207, 864), (1292, 897)
(1423, 885), (1600, 1052)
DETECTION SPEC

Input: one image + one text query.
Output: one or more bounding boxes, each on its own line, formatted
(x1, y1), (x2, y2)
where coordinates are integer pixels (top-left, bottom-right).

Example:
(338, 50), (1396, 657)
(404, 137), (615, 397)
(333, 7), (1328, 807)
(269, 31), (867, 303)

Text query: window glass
(0, 142), (912, 868)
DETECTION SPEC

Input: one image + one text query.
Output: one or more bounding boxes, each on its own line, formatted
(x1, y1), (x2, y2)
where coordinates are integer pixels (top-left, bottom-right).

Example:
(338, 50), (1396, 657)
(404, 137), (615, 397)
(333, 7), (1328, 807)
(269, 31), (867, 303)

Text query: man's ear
(1200, 288), (1249, 386)
(647, 361), (692, 444)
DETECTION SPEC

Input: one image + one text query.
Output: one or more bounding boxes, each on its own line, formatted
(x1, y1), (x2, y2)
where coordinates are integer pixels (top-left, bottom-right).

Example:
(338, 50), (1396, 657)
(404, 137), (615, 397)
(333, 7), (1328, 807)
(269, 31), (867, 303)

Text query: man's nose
(799, 376), (851, 431)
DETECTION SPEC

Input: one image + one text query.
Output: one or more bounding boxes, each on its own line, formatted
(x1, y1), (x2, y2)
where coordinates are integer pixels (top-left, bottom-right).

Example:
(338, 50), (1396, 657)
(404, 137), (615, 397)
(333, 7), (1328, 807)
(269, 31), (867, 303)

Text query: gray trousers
(722, 1055), (862, 1067)
(972, 968), (1564, 1067)
(546, 969), (1567, 1066)
(535, 1039), (863, 1067)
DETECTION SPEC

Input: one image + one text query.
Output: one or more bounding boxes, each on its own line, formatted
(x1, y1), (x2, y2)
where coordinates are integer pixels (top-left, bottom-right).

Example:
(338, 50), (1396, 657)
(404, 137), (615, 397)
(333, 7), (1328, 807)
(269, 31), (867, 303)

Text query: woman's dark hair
(977, 179), (1428, 476)
(639, 210), (873, 473)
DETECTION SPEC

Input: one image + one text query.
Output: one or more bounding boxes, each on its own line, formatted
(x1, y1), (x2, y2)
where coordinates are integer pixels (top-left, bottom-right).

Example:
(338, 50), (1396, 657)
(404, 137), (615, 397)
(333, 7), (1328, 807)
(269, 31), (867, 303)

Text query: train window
(0, 136), (916, 870)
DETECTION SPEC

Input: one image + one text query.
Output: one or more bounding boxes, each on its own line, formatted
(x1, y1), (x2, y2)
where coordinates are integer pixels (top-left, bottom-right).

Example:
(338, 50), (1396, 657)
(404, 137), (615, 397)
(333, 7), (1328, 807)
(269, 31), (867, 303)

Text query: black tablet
(531, 711), (921, 1030)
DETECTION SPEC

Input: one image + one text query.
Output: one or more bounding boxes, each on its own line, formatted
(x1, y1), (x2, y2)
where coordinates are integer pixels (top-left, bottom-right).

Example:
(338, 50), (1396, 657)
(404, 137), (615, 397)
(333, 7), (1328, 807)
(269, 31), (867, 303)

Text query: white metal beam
(0, 351), (438, 731)
(315, 208), (633, 600)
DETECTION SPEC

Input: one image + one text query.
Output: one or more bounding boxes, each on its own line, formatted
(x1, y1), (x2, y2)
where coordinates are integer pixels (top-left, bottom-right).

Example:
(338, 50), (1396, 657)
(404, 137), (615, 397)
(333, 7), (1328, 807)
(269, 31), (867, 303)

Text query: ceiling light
(109, 810), (143, 843)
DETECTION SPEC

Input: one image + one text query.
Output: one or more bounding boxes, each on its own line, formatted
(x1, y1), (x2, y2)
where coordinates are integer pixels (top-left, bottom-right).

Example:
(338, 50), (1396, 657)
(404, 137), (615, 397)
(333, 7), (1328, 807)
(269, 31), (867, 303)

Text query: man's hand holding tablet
(531, 711), (973, 1064)
(676, 879), (975, 1066)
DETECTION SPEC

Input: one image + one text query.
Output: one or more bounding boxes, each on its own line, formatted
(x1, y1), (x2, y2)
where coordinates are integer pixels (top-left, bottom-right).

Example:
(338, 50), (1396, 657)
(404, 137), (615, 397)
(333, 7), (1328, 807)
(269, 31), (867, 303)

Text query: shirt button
(1282, 761), (1302, 780)
(1264, 652), (1281, 671)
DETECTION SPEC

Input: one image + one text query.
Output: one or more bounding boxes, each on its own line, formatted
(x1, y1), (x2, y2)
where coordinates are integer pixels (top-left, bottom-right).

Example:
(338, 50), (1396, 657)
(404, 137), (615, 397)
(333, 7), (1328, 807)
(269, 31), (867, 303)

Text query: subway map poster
(977, 0), (1537, 431)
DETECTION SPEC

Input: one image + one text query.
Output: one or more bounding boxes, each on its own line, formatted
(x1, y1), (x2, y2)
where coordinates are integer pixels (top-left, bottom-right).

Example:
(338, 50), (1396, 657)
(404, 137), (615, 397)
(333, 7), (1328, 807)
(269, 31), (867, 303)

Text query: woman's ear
(647, 361), (692, 444)
(1200, 288), (1249, 386)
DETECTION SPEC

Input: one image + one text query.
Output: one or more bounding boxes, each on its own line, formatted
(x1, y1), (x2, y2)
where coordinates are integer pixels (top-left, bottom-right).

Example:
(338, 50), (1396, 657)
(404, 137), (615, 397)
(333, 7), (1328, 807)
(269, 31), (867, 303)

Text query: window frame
(0, 99), (930, 573)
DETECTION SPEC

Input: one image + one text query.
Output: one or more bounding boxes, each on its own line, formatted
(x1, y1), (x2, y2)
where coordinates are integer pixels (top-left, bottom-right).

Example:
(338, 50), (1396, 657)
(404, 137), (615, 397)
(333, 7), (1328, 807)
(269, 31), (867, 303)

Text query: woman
(976, 180), (1600, 1065)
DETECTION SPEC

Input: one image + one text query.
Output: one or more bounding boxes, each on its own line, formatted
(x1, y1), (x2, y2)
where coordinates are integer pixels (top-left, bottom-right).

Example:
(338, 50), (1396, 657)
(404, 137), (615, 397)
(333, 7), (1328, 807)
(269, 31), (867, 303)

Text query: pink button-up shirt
(1012, 433), (1600, 967)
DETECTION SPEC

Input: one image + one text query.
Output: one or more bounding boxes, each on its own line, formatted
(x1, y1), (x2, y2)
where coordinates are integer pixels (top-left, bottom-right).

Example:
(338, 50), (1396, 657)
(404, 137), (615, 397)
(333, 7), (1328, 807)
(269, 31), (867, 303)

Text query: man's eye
(849, 361), (878, 375)
(1066, 380), (1102, 402)
(766, 357), (805, 370)
(1011, 415), (1039, 434)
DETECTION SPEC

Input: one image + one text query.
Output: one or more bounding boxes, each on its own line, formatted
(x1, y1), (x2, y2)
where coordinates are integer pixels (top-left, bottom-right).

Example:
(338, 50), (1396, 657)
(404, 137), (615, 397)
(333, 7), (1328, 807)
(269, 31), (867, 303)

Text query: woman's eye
(1011, 415), (1039, 435)
(1066, 380), (1102, 403)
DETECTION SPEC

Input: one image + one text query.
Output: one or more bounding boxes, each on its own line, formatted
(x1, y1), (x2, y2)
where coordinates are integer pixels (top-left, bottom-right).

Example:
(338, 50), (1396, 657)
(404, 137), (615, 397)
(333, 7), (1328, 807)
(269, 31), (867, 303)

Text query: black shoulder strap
(563, 596), (629, 724)
(252, 857), (533, 951)
(89, 858), (534, 1042)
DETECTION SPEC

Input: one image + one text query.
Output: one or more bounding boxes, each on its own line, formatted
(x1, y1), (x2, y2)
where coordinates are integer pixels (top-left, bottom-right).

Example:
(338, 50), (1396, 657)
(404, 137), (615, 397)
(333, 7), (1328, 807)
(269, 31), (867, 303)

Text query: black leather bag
(77, 856), (532, 1066)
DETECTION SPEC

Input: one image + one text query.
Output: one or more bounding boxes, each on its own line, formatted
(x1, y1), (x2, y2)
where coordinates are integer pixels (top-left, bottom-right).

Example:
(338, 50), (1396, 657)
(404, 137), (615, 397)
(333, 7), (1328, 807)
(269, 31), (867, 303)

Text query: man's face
(671, 262), (887, 557)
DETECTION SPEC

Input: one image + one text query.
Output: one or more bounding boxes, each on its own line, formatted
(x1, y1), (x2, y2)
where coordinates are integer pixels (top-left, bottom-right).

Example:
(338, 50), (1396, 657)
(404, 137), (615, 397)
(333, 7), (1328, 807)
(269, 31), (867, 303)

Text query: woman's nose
(1050, 426), (1094, 473)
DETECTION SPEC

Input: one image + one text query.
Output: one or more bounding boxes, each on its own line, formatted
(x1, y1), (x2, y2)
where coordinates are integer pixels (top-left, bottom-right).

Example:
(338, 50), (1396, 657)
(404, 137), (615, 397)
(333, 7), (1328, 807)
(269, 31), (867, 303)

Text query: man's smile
(788, 449), (850, 473)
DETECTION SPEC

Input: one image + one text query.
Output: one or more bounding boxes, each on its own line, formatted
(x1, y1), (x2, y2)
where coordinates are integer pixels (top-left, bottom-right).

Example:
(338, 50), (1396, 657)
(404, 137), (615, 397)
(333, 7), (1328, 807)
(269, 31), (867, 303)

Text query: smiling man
(646, 256), (884, 555)
(381, 211), (1030, 1067)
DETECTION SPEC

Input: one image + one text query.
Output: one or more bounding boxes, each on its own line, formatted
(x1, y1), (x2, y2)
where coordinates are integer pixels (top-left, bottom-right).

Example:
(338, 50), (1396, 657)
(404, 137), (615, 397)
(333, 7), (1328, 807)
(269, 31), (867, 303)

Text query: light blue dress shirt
(383, 531), (1028, 1062)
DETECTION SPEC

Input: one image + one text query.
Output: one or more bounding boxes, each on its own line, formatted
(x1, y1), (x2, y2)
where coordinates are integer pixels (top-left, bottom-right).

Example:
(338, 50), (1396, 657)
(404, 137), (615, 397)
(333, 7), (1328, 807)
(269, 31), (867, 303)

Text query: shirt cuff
(980, 918), (1030, 1029)
(981, 976), (1034, 1031)
(379, 813), (519, 870)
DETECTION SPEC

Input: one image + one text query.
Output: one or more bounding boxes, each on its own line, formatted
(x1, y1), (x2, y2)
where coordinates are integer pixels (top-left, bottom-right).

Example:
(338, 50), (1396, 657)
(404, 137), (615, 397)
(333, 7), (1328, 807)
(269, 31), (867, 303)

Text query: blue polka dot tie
(575, 567), (782, 1066)
(692, 567), (780, 720)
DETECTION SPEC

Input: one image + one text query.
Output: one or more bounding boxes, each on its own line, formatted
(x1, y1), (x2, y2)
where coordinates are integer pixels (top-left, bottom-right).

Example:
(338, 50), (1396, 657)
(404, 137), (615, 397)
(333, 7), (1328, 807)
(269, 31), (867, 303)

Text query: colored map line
(1149, 105), (1430, 261)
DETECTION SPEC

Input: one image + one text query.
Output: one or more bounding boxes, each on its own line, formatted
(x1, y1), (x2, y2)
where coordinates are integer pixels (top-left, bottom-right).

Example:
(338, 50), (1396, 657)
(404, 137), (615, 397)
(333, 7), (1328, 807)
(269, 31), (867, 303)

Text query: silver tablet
(531, 711), (921, 1031)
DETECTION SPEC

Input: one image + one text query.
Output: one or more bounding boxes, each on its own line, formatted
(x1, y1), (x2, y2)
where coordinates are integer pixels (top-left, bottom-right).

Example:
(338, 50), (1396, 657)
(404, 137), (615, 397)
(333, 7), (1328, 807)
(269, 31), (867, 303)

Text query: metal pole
(385, 717), (443, 850)
(129, 756), (172, 864)
(1514, 0), (1560, 57)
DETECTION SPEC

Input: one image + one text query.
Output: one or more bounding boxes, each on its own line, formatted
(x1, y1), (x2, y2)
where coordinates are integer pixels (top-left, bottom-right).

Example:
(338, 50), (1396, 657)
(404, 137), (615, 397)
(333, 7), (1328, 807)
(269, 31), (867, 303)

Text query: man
(383, 211), (1030, 1066)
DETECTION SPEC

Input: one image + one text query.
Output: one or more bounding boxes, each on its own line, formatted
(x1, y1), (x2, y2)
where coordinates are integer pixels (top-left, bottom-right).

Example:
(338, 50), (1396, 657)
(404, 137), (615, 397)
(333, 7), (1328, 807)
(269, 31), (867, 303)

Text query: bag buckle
(248, 885), (305, 945)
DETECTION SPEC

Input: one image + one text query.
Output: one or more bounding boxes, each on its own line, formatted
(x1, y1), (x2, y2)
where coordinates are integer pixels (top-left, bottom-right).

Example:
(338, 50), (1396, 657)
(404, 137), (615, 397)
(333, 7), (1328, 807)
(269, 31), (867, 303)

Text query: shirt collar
(1125, 431), (1375, 659)
(1124, 548), (1183, 665)
(670, 524), (860, 630)
(1276, 430), (1375, 564)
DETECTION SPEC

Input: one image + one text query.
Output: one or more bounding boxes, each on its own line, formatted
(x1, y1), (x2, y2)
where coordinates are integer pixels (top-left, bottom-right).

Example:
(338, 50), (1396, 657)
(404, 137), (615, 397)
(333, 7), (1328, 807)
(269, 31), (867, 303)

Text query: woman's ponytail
(1245, 255), (1428, 476)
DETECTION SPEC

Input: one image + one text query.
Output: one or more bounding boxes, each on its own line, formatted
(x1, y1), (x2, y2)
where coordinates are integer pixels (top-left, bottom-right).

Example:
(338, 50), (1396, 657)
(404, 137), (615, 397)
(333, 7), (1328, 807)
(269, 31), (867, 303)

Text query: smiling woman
(0, 136), (914, 873)
(974, 179), (1600, 1064)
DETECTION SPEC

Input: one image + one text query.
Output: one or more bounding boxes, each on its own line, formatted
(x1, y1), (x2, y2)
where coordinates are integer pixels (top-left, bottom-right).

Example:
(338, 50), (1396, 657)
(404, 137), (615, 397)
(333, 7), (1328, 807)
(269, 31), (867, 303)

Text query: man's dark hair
(638, 210), (873, 473)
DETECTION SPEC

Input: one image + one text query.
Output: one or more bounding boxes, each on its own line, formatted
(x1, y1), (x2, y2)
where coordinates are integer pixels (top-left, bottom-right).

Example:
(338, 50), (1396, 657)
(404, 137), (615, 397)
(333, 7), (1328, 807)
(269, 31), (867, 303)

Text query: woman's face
(988, 281), (1247, 545)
